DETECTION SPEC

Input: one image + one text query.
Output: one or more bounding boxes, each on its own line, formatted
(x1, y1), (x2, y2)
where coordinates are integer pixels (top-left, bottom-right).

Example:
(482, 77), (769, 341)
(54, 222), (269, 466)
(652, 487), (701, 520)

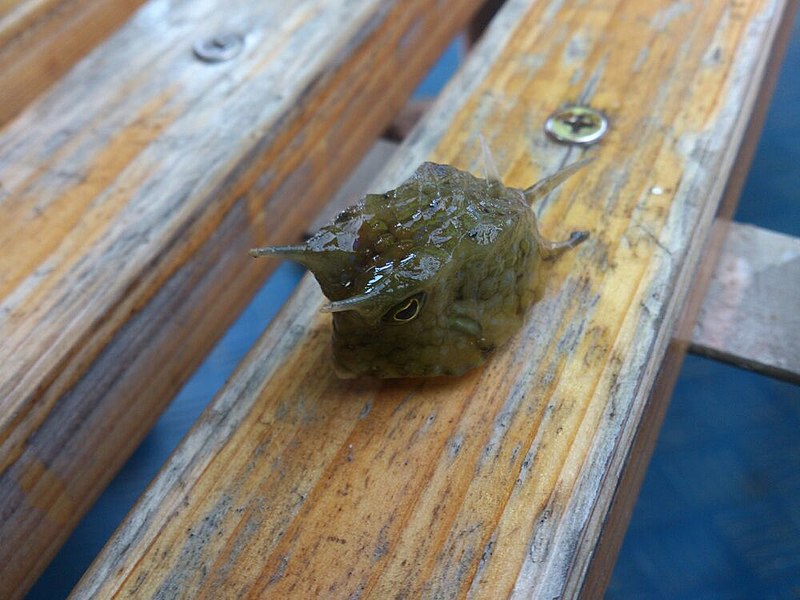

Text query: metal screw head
(544, 105), (608, 145)
(193, 33), (245, 63)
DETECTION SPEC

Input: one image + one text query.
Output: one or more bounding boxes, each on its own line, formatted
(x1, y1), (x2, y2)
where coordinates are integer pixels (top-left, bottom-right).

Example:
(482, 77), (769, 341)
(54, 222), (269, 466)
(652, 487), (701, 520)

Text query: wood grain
(68, 0), (793, 598)
(692, 222), (800, 384)
(578, 0), (799, 591)
(0, 0), (147, 126)
(306, 138), (400, 235)
(0, 0), (484, 597)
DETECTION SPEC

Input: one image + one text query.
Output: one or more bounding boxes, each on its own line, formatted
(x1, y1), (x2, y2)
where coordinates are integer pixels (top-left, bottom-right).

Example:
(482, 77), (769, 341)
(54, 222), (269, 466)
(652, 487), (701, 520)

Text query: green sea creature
(251, 147), (590, 378)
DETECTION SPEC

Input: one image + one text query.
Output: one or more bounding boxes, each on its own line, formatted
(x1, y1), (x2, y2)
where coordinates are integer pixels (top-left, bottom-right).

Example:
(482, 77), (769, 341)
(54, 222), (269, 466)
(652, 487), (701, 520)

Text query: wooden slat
(71, 0), (792, 598)
(306, 138), (399, 235)
(0, 0), (484, 597)
(579, 0), (799, 589)
(692, 222), (800, 384)
(0, 0), (147, 126)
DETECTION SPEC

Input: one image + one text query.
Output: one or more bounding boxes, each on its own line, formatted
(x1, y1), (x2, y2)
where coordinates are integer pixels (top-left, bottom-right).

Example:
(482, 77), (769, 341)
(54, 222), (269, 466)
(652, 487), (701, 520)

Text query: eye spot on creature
(384, 292), (425, 323)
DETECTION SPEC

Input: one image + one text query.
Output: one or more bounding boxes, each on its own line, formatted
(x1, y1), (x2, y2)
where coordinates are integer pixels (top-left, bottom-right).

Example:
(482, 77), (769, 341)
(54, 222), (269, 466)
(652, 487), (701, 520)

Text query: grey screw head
(193, 33), (245, 63)
(544, 105), (608, 145)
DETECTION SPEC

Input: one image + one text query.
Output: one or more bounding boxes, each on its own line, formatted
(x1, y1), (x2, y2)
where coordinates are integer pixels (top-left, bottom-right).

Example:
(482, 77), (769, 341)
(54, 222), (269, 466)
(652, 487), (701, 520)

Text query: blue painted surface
(26, 17), (800, 600)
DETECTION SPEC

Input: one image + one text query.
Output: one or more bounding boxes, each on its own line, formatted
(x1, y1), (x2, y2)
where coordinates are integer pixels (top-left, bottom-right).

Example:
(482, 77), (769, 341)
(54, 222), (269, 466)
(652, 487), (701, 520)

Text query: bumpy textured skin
(252, 160), (587, 378)
(251, 159), (589, 377)
(321, 163), (540, 377)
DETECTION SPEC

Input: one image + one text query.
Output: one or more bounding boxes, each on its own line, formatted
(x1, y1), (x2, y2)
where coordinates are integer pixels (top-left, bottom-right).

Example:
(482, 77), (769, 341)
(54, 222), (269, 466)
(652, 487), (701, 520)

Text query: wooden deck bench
(1, 0), (797, 598)
(0, 0), (485, 595)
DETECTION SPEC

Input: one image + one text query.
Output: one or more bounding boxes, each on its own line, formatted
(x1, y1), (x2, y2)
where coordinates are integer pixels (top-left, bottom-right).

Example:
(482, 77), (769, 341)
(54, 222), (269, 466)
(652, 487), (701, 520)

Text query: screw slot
(544, 105), (608, 145)
(193, 33), (245, 63)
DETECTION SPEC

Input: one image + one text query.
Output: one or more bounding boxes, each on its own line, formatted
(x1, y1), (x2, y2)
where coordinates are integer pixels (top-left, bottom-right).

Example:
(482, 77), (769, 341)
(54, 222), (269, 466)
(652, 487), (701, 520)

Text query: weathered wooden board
(692, 222), (800, 384)
(306, 139), (400, 235)
(578, 2), (800, 589)
(0, 0), (485, 597)
(0, 0), (147, 126)
(71, 0), (793, 598)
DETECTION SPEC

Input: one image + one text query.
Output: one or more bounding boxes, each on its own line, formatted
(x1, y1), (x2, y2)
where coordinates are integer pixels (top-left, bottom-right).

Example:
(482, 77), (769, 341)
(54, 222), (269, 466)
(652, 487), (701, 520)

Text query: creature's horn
(249, 244), (344, 273)
(320, 291), (377, 314)
(480, 134), (502, 183)
(523, 157), (594, 205)
(249, 244), (309, 260)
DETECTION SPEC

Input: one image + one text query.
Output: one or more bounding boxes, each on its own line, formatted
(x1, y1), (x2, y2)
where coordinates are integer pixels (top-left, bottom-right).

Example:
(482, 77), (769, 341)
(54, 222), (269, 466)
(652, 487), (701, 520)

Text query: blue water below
(27, 14), (799, 600)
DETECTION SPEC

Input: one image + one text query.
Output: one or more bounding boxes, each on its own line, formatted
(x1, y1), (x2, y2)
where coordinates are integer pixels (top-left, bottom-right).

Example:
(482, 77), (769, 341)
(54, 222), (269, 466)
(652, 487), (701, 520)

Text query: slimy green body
(251, 159), (589, 378)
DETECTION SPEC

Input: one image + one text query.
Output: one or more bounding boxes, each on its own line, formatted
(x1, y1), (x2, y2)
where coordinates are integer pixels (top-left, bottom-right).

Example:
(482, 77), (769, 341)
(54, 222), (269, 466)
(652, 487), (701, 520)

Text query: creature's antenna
(524, 158), (593, 259)
(523, 157), (594, 205)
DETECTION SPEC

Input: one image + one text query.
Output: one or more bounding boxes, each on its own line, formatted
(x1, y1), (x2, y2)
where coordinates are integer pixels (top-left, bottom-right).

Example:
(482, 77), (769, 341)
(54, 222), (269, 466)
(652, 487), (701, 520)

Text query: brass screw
(193, 33), (245, 63)
(544, 105), (608, 145)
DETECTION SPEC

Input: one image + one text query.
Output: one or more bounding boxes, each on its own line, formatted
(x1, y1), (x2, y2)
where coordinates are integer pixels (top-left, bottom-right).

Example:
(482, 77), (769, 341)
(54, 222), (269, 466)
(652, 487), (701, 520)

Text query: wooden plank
(71, 0), (792, 598)
(0, 0), (484, 597)
(578, 0), (799, 590)
(306, 138), (400, 235)
(0, 0), (147, 127)
(691, 222), (800, 384)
